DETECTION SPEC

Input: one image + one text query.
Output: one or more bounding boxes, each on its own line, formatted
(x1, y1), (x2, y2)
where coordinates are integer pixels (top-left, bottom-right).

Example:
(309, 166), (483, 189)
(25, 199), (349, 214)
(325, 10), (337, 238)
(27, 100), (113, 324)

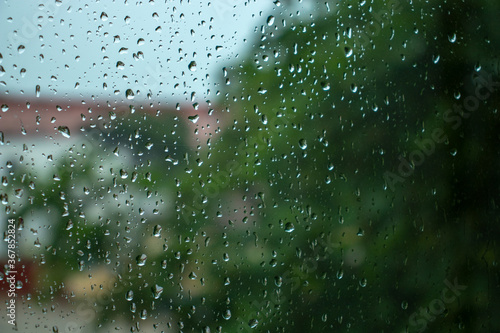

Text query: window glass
(1, 1), (499, 332)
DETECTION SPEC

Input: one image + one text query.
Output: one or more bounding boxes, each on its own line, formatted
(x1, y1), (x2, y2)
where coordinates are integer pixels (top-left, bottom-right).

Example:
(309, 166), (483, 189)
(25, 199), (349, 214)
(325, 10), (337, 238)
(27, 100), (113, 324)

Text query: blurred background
(0, 0), (499, 332)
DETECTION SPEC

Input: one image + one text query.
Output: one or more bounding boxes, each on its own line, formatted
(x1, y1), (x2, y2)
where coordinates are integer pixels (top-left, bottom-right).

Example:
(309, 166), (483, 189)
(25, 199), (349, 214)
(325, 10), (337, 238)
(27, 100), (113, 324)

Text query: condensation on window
(0, 1), (499, 332)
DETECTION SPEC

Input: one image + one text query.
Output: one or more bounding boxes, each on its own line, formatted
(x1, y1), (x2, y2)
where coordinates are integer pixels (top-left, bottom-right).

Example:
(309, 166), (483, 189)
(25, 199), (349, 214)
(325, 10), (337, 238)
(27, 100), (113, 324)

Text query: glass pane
(1, 1), (499, 332)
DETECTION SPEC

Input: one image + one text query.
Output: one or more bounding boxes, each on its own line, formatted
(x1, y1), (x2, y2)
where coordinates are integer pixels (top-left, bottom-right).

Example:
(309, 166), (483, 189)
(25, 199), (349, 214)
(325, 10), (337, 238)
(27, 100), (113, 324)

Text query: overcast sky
(0, 0), (274, 104)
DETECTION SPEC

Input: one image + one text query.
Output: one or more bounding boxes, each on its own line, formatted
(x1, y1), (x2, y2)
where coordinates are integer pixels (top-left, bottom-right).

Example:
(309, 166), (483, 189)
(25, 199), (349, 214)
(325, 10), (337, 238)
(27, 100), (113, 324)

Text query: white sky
(0, 0), (274, 104)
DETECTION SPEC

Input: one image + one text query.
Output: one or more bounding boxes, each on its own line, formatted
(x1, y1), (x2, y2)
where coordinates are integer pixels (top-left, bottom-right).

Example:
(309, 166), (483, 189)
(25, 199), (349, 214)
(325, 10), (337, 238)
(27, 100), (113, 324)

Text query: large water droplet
(261, 114), (268, 125)
(188, 61), (197, 71)
(188, 114), (199, 123)
(58, 126), (70, 138)
(223, 309), (231, 320)
(136, 254), (147, 266)
(298, 139), (307, 150)
(152, 284), (163, 299)
(125, 89), (135, 99)
(78, 260), (84, 271)
(285, 222), (295, 232)
(140, 309), (147, 320)
(153, 225), (162, 237)
(345, 47), (353, 57)
(120, 169), (128, 179)
(248, 319), (258, 329)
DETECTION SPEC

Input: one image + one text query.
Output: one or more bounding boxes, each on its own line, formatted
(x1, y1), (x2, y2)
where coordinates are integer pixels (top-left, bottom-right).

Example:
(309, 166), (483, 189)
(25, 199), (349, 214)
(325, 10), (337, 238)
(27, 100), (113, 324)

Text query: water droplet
(57, 126), (70, 138)
(1, 193), (8, 205)
(35, 85), (41, 97)
(284, 222), (295, 232)
(125, 290), (134, 301)
(267, 15), (275, 26)
(248, 319), (258, 328)
(136, 254), (147, 266)
(188, 114), (199, 123)
(261, 114), (268, 125)
(152, 284), (163, 299)
(100, 12), (108, 21)
(120, 169), (128, 179)
(188, 61), (197, 71)
(359, 278), (367, 287)
(298, 139), (307, 150)
(153, 225), (162, 237)
(275, 276), (283, 287)
(125, 89), (135, 99)
(223, 309), (231, 320)
(14, 189), (23, 198)
(401, 301), (408, 310)
(189, 272), (197, 280)
(1, 104), (8, 112)
(140, 309), (147, 320)
(17, 45), (25, 54)
(321, 82), (330, 91)
(345, 47), (353, 57)
(131, 171), (138, 182)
